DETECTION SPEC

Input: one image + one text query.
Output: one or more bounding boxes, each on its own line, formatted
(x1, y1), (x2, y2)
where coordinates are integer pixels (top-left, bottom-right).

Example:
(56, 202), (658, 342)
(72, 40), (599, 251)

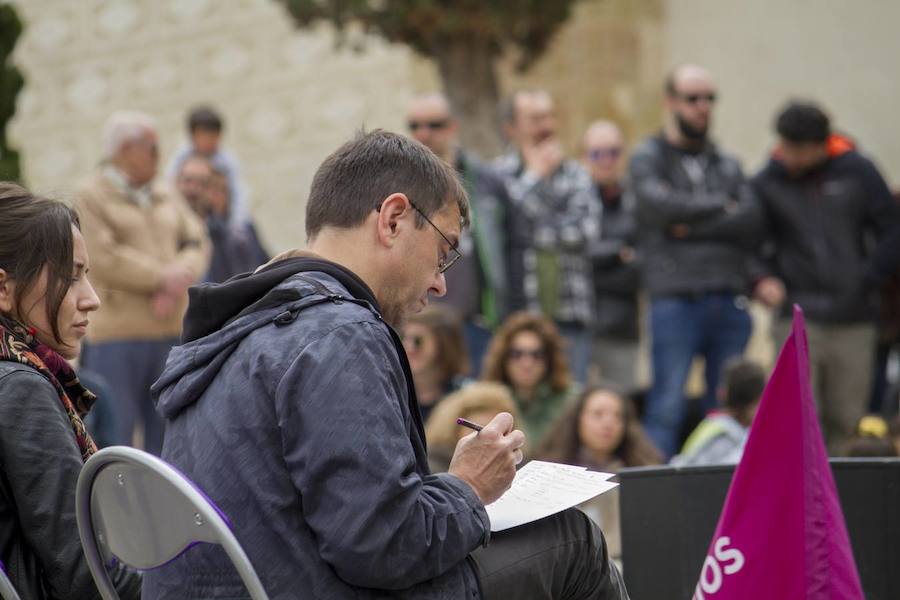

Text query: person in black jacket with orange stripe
(752, 100), (900, 453)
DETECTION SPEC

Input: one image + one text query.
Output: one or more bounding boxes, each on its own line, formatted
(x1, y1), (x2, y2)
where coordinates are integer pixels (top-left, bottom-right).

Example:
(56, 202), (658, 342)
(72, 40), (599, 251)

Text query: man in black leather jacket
(629, 64), (761, 457)
(582, 121), (641, 389)
(751, 101), (900, 453)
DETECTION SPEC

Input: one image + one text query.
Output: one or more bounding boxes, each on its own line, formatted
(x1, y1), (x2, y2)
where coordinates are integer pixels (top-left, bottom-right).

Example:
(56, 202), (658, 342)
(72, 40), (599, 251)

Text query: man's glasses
(507, 348), (546, 361)
(408, 119), (449, 132)
(677, 92), (717, 105)
(586, 147), (623, 162)
(407, 200), (461, 274)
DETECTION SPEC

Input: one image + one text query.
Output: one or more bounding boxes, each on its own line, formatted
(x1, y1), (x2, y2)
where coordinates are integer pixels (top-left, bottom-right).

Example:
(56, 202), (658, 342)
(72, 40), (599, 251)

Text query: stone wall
(665, 0), (900, 185)
(9, 0), (432, 253)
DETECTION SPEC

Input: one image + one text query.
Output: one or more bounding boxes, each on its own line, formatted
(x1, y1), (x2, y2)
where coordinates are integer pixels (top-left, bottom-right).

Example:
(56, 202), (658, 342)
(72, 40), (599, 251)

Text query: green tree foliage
(277, 0), (580, 156)
(0, 3), (21, 182)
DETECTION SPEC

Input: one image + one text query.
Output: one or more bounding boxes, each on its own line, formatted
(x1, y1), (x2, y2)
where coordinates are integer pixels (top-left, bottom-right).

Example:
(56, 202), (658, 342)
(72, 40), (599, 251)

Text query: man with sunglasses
(494, 89), (601, 384)
(629, 64), (762, 458)
(582, 121), (641, 390)
(145, 130), (627, 599)
(406, 93), (512, 374)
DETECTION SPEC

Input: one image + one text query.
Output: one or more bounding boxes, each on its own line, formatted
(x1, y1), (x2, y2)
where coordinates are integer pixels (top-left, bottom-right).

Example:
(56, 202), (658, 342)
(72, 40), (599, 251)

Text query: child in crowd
(671, 359), (766, 466)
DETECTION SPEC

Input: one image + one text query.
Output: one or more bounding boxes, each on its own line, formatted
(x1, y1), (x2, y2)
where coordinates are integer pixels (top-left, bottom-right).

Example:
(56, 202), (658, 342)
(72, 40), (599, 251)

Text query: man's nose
(431, 272), (447, 297)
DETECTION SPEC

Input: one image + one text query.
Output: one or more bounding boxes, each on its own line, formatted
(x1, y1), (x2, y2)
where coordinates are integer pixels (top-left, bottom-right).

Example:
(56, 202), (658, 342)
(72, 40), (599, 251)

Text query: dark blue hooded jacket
(143, 256), (488, 599)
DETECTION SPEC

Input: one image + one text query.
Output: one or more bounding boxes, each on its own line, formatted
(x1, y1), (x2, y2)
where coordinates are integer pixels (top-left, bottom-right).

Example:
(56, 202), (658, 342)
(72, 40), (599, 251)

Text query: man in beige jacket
(76, 110), (210, 454)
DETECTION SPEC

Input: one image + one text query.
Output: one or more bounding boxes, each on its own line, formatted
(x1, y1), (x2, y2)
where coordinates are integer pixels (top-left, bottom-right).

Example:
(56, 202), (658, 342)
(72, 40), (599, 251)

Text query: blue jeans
(81, 338), (177, 455)
(464, 320), (493, 377)
(644, 293), (752, 457)
(558, 324), (592, 386)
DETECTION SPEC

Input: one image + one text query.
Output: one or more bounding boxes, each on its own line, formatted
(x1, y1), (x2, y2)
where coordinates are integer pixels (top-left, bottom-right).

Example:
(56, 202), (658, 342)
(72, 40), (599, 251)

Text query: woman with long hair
(539, 385), (662, 469)
(482, 311), (577, 446)
(538, 384), (663, 565)
(0, 184), (140, 598)
(402, 305), (470, 421)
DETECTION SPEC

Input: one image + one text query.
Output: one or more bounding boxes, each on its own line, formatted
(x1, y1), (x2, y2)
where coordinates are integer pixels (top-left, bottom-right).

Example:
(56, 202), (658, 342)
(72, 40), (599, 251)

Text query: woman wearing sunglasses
(401, 304), (470, 423)
(0, 184), (140, 599)
(481, 311), (578, 447)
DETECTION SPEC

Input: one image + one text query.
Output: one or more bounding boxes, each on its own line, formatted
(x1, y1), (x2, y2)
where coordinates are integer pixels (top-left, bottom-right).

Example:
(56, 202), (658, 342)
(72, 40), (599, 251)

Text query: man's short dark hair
(722, 359), (766, 412)
(305, 130), (469, 240)
(775, 101), (830, 144)
(188, 105), (223, 133)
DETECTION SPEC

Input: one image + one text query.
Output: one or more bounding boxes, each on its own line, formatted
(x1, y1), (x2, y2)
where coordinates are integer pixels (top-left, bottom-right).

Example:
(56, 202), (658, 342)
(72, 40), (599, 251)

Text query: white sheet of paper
(485, 460), (618, 532)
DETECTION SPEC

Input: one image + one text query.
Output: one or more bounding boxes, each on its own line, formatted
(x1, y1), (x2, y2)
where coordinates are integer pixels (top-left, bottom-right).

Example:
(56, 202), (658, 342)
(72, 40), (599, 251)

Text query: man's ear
(374, 193), (411, 247)
(0, 269), (15, 314)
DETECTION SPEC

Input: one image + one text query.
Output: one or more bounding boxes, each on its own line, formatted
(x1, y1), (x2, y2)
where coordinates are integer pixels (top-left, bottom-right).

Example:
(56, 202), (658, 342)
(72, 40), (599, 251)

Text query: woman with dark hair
(537, 384), (663, 566)
(401, 305), (471, 421)
(538, 385), (663, 469)
(482, 311), (577, 446)
(0, 183), (140, 598)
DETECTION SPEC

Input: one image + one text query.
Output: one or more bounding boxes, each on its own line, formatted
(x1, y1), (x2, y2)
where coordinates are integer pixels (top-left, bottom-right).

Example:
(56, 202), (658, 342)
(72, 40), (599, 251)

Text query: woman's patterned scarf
(0, 315), (97, 462)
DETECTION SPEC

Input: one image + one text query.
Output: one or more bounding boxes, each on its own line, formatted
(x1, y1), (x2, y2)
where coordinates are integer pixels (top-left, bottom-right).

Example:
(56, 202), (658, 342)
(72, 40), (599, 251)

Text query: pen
(456, 417), (483, 432)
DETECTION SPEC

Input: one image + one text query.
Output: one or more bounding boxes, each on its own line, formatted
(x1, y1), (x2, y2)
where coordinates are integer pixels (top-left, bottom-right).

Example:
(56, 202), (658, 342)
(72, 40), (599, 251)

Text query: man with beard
(629, 65), (761, 457)
(751, 101), (900, 453)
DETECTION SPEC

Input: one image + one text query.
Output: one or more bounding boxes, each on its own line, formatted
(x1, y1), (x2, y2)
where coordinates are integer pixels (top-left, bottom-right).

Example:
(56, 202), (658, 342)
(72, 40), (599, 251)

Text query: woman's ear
(0, 270), (14, 313)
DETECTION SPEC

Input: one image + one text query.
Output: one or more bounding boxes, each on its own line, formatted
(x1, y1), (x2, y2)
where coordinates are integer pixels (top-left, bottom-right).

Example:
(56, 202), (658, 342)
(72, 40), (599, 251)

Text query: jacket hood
(769, 133), (856, 171)
(152, 252), (381, 419)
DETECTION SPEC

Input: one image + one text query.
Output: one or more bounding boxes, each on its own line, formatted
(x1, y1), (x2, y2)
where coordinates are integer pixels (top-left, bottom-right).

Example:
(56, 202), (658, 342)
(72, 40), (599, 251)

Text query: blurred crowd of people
(70, 68), (900, 453)
(41, 63), (900, 566)
(2, 56), (900, 594)
(403, 65), (899, 457)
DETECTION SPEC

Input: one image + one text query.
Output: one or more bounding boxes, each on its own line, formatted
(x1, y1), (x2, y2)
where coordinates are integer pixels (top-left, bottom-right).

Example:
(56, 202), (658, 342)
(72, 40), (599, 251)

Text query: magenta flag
(692, 306), (863, 599)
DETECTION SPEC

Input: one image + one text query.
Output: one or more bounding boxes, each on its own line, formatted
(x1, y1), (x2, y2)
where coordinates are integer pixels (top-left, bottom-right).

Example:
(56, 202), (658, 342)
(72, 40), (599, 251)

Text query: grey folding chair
(75, 446), (269, 600)
(0, 561), (22, 600)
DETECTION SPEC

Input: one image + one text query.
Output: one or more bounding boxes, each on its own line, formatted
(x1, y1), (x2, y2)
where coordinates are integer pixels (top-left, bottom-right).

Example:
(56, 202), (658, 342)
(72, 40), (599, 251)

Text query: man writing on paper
(144, 131), (627, 599)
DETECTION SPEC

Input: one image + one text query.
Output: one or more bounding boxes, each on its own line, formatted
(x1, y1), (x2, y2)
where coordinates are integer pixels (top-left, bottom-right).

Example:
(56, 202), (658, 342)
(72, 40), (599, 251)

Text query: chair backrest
(0, 561), (22, 600)
(75, 446), (269, 600)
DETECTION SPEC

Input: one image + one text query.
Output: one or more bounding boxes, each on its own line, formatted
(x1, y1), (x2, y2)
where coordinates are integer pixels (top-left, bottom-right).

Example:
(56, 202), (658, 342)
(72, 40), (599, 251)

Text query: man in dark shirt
(629, 65), (761, 457)
(752, 101), (900, 453)
(582, 120), (641, 389)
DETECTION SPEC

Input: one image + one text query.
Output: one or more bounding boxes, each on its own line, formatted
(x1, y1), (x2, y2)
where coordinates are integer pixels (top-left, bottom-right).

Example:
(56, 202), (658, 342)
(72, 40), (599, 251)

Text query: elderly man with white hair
(75, 110), (209, 455)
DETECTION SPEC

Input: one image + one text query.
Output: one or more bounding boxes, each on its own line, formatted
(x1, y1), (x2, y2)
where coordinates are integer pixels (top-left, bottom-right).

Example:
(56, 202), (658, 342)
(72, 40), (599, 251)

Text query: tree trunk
(432, 34), (504, 160)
